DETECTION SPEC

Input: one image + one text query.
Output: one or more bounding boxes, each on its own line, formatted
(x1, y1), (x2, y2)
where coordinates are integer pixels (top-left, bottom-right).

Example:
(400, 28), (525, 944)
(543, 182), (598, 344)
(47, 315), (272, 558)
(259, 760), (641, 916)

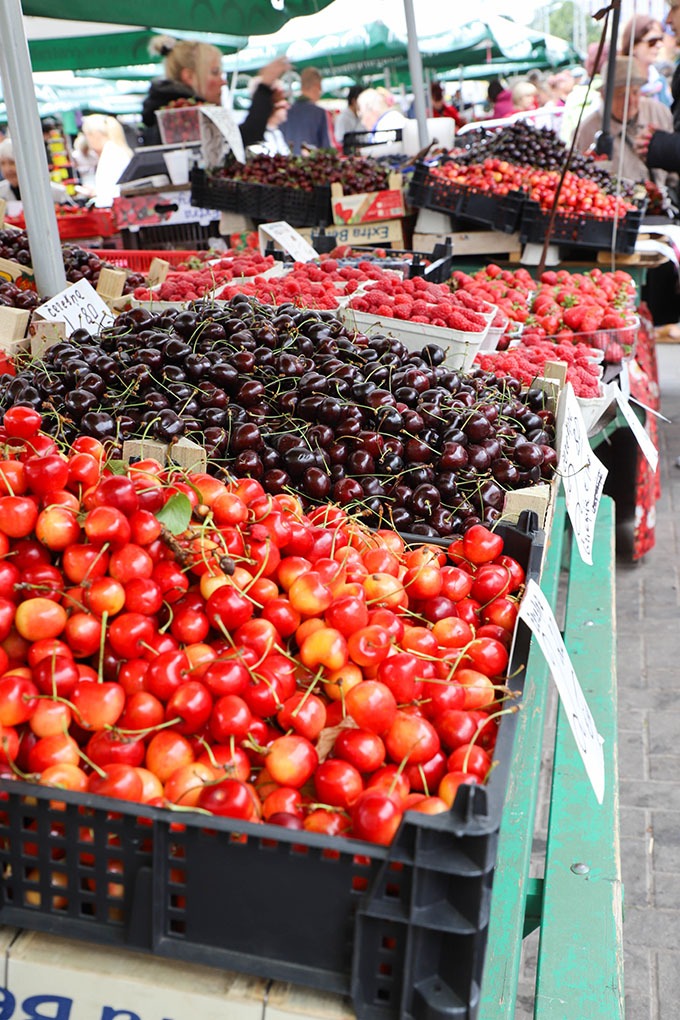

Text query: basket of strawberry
(156, 98), (206, 145)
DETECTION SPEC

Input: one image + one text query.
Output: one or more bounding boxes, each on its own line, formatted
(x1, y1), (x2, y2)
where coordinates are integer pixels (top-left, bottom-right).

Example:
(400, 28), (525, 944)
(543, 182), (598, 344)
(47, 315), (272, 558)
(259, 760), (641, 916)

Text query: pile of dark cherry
(0, 230), (146, 299)
(0, 297), (556, 537)
(451, 120), (637, 200)
(212, 150), (390, 194)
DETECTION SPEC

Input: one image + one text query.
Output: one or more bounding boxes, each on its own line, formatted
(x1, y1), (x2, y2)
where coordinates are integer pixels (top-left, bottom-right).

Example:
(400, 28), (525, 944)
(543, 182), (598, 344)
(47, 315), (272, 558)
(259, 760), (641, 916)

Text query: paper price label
(519, 579), (605, 804)
(557, 383), (608, 565)
(259, 221), (319, 263)
(200, 105), (245, 166)
(35, 279), (114, 337)
(615, 389), (658, 472)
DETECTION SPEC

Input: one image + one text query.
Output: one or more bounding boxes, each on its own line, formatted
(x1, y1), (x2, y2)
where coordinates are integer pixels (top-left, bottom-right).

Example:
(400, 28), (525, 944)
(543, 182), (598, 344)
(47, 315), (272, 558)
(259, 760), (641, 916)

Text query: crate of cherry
(519, 198), (644, 254)
(407, 163), (525, 234)
(191, 167), (332, 227)
(0, 406), (544, 1019)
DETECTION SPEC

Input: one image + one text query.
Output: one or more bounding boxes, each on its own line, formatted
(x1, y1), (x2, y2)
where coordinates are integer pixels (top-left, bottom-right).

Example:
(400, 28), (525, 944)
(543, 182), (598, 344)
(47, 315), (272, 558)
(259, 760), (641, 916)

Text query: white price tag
(519, 579), (605, 804)
(258, 221), (319, 263)
(557, 383), (608, 565)
(614, 389), (658, 472)
(199, 105), (245, 165)
(35, 279), (114, 337)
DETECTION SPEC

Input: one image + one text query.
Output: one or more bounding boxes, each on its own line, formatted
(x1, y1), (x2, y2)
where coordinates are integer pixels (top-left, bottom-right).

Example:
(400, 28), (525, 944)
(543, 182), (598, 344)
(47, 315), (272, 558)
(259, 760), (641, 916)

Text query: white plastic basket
(340, 307), (488, 371)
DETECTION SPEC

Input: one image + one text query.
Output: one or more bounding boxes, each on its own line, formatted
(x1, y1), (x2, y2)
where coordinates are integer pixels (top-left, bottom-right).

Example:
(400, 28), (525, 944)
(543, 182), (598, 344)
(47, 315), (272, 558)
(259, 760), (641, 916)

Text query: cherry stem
(97, 611), (109, 683)
(461, 703), (520, 775)
(108, 715), (182, 739)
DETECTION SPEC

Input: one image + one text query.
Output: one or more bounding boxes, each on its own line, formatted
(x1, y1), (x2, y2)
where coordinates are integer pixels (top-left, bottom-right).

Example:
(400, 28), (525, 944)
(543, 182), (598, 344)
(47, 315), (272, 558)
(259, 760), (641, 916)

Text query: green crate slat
(535, 497), (624, 1018)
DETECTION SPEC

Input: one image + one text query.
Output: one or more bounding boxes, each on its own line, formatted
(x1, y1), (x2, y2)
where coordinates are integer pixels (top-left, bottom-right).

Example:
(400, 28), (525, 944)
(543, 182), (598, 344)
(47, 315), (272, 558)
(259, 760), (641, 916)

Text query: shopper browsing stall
(0, 138), (69, 212)
(141, 36), (289, 149)
(334, 85), (365, 148)
(282, 67), (332, 155)
(81, 115), (132, 207)
(576, 56), (673, 185)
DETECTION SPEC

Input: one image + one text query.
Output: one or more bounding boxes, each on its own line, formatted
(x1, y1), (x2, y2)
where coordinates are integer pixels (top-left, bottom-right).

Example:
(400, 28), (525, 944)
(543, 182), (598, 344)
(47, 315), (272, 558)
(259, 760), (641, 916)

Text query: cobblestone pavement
(617, 344), (680, 1020)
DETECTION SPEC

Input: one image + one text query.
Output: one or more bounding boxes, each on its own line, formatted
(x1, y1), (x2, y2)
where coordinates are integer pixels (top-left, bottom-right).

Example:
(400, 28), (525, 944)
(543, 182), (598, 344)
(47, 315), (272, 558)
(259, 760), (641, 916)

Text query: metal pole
(0, 0), (66, 298)
(596, 4), (621, 159)
(403, 0), (428, 148)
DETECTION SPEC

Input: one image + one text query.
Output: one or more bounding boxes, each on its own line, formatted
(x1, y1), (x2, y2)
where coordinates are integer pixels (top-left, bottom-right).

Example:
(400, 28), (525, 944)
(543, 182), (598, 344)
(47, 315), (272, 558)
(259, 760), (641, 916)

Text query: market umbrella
(28, 29), (247, 74)
(221, 21), (407, 76)
(21, 1), (336, 37)
(419, 16), (581, 71)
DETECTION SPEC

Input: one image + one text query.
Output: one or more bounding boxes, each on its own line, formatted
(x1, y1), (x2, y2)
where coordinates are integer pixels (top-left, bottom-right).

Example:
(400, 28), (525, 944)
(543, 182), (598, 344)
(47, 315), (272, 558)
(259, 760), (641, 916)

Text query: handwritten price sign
(35, 280), (114, 337)
(519, 579), (605, 804)
(557, 383), (608, 565)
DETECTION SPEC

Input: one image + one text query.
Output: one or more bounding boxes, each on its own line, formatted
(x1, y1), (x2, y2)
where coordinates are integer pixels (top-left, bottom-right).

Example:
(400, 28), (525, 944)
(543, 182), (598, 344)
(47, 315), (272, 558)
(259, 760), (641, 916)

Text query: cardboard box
(7, 930), (267, 1020)
(298, 219), (404, 248)
(0, 257), (36, 293)
(331, 173), (404, 226)
(113, 188), (219, 231)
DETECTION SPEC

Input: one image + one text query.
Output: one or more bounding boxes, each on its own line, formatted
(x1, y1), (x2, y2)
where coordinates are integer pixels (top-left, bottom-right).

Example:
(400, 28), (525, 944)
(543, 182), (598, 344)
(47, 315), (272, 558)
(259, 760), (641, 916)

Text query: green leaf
(155, 493), (193, 535)
(105, 459), (128, 476)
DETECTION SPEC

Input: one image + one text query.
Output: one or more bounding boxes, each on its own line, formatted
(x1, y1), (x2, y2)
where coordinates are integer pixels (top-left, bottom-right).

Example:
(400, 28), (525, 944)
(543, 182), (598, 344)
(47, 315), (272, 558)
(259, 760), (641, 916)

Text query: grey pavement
(616, 343), (680, 1020)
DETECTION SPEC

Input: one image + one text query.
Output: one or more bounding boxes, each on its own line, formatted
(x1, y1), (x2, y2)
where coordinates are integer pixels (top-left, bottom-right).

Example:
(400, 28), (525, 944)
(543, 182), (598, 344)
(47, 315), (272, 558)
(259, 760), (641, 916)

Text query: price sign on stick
(519, 578), (605, 804)
(614, 389), (659, 472)
(557, 383), (608, 565)
(200, 106), (245, 166)
(259, 221), (319, 262)
(35, 279), (114, 337)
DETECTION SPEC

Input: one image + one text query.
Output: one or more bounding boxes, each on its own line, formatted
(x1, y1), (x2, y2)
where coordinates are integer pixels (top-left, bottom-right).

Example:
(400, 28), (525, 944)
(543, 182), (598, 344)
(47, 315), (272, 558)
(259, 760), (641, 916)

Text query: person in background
(81, 115), (133, 207)
(511, 81), (539, 113)
(559, 41), (609, 141)
(664, 0), (680, 131)
(430, 81), (464, 127)
(141, 36), (289, 148)
(356, 88), (407, 157)
(576, 57), (673, 185)
(0, 138), (69, 208)
(620, 15), (672, 106)
(251, 82), (291, 157)
(548, 70), (576, 106)
(334, 85), (365, 149)
(488, 78), (514, 118)
(282, 67), (331, 154)
(71, 132), (99, 192)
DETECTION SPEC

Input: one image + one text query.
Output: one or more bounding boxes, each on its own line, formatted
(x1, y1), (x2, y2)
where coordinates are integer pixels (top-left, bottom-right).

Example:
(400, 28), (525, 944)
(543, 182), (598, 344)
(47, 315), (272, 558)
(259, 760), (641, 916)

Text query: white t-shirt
(92, 141), (132, 207)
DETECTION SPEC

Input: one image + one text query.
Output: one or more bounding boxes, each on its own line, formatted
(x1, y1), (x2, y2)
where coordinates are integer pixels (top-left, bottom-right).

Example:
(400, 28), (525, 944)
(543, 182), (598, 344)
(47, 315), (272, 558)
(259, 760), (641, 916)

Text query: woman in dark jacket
(141, 36), (289, 148)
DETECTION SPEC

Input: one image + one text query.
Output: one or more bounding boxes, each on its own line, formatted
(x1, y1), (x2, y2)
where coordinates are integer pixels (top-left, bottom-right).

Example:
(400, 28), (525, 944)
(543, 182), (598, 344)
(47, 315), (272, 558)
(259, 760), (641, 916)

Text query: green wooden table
(478, 495), (624, 1019)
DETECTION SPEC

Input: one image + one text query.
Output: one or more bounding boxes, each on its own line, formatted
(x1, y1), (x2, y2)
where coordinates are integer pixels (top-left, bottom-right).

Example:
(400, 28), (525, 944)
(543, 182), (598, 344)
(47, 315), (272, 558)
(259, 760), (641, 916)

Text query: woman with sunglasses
(620, 15), (672, 107)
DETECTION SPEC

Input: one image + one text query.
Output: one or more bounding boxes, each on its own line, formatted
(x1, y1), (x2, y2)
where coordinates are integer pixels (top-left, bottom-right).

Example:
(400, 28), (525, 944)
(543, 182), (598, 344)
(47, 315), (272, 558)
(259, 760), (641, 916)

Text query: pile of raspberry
(475, 334), (603, 399)
(348, 275), (490, 330)
(132, 251), (276, 301)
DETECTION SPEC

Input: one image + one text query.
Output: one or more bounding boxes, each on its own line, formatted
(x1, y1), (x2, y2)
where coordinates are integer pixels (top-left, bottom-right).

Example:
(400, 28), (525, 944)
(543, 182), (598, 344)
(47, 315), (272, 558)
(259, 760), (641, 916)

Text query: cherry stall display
(450, 120), (637, 199)
(191, 151), (392, 228)
(0, 232), (147, 295)
(451, 265), (638, 357)
(0, 299), (558, 537)
(0, 408), (544, 1018)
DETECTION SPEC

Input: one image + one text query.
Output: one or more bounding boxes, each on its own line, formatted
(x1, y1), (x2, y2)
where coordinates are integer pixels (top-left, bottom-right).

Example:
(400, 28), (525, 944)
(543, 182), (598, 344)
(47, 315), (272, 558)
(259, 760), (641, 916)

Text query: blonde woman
(141, 35), (289, 148)
(81, 115), (133, 207)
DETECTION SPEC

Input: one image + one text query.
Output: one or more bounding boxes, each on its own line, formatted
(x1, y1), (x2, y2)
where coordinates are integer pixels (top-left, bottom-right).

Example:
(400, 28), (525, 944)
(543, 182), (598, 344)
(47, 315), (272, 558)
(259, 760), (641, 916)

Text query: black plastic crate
(519, 198), (644, 254)
(0, 513), (543, 1019)
(342, 128), (403, 155)
(407, 168), (524, 235)
(120, 222), (220, 251)
(191, 168), (331, 227)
